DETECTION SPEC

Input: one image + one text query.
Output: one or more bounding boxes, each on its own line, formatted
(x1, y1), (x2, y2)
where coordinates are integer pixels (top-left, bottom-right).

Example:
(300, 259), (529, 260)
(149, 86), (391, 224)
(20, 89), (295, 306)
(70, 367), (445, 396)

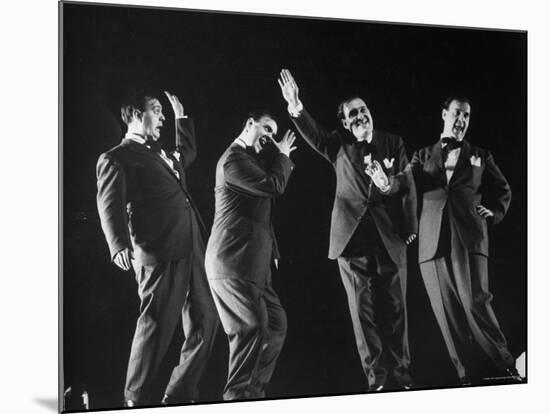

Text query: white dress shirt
(441, 134), (462, 183)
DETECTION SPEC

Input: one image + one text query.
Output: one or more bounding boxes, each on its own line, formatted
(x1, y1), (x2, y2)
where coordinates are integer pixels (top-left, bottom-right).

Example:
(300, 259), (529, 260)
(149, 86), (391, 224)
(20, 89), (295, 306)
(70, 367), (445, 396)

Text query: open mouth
(353, 119), (369, 128)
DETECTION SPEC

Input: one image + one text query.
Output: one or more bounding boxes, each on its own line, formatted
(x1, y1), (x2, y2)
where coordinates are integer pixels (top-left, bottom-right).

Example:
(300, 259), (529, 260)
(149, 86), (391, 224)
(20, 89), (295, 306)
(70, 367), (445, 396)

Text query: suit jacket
(410, 139), (511, 263)
(96, 118), (206, 266)
(205, 144), (294, 285)
(291, 109), (417, 264)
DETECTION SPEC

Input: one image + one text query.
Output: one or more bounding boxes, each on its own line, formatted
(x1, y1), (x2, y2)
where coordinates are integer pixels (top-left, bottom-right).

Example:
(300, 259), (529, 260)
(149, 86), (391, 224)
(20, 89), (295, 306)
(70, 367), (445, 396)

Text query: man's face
(249, 116), (278, 153)
(142, 98), (165, 140)
(442, 100), (471, 140)
(342, 98), (374, 141)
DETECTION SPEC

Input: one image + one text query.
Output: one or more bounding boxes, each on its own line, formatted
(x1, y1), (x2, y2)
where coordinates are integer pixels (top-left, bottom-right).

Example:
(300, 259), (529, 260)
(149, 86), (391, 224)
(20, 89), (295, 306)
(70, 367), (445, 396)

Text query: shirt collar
(124, 132), (147, 144)
(356, 132), (373, 144)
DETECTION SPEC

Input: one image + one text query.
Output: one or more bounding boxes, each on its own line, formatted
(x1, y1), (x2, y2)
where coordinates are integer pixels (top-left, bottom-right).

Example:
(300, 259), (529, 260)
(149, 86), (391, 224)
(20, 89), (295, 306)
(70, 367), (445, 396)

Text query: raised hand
(270, 130), (297, 158)
(278, 68), (301, 109)
(364, 160), (390, 191)
(164, 90), (185, 118)
(477, 204), (494, 219)
(113, 247), (134, 271)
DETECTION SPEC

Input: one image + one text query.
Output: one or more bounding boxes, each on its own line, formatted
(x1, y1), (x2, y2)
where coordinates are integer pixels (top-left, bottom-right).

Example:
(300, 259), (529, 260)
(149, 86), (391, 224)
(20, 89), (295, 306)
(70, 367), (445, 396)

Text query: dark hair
(240, 109), (278, 131)
(120, 91), (159, 125)
(442, 96), (471, 110)
(336, 95), (364, 121)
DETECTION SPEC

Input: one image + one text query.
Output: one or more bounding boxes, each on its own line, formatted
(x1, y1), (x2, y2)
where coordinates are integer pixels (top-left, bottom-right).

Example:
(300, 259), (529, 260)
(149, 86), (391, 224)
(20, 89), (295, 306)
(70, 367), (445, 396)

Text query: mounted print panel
(60, 1), (527, 411)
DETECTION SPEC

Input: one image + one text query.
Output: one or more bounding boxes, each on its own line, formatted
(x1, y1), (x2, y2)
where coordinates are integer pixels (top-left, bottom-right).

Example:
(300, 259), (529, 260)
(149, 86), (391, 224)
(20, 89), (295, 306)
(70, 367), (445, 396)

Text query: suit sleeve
(409, 149), (424, 178)
(224, 151), (294, 198)
(481, 151), (512, 224)
(96, 153), (131, 260)
(174, 117), (197, 169)
(396, 138), (418, 234)
(290, 108), (341, 163)
(408, 149), (427, 192)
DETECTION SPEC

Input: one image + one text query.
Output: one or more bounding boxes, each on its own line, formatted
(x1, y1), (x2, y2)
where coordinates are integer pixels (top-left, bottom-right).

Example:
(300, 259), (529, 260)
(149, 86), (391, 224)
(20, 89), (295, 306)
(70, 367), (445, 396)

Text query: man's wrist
(288, 100), (304, 118)
(376, 177), (391, 193)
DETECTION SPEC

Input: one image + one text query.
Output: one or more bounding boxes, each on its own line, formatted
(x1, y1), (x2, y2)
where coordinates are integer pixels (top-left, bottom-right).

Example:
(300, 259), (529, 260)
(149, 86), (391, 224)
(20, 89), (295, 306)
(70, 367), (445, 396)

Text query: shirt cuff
(288, 100), (304, 118)
(176, 115), (188, 119)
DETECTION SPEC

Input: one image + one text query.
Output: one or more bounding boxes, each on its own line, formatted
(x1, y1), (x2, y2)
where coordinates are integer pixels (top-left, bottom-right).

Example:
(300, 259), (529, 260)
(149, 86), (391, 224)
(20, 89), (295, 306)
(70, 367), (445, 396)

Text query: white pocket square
(470, 156), (481, 167)
(383, 157), (395, 169)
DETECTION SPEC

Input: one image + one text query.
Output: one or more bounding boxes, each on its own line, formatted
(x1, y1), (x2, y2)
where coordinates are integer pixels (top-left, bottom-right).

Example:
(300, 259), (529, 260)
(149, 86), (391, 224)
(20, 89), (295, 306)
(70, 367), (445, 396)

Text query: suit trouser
(125, 228), (219, 403)
(337, 250), (411, 388)
(419, 219), (515, 380)
(208, 277), (287, 400)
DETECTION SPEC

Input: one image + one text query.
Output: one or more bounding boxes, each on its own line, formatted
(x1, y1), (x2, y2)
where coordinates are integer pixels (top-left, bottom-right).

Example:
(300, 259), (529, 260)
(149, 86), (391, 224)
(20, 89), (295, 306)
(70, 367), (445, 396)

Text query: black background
(62, 2), (526, 410)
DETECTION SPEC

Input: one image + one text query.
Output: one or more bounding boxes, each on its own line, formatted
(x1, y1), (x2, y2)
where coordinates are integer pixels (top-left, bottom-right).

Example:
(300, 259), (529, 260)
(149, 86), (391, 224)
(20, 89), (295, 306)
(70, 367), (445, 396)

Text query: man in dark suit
(278, 69), (417, 391)
(96, 91), (219, 406)
(410, 96), (520, 385)
(205, 111), (296, 400)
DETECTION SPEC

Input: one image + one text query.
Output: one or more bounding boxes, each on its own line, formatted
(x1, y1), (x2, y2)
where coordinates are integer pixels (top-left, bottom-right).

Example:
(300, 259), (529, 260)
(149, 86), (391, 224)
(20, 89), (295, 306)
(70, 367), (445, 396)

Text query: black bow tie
(356, 140), (378, 157)
(146, 139), (163, 153)
(441, 137), (463, 151)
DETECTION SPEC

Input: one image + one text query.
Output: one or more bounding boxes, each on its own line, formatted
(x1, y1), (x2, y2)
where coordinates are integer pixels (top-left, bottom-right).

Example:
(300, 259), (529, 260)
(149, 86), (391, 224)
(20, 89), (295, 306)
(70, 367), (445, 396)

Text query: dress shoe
(368, 384), (385, 392)
(161, 394), (196, 405)
(459, 376), (472, 387)
(63, 386), (90, 410)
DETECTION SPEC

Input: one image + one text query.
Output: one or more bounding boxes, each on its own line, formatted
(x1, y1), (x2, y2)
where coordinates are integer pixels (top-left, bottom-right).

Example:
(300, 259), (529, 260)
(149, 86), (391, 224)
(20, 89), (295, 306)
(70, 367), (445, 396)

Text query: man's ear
(341, 118), (350, 131)
(245, 117), (256, 131)
(134, 109), (144, 121)
(441, 109), (447, 122)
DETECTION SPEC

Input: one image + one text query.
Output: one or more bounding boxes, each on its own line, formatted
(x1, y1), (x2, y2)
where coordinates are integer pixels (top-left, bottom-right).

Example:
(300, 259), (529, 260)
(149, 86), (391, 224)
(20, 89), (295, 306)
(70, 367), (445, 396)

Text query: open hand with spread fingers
(364, 160), (390, 191)
(278, 69), (301, 110)
(270, 130), (297, 158)
(164, 90), (185, 118)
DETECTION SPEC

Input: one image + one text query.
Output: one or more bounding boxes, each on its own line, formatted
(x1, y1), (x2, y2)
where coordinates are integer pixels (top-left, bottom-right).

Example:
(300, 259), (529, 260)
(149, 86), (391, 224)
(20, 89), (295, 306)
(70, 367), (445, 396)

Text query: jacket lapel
(167, 152), (186, 186)
(431, 141), (445, 171)
(345, 143), (372, 197)
(123, 139), (182, 184)
(425, 142), (448, 187)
